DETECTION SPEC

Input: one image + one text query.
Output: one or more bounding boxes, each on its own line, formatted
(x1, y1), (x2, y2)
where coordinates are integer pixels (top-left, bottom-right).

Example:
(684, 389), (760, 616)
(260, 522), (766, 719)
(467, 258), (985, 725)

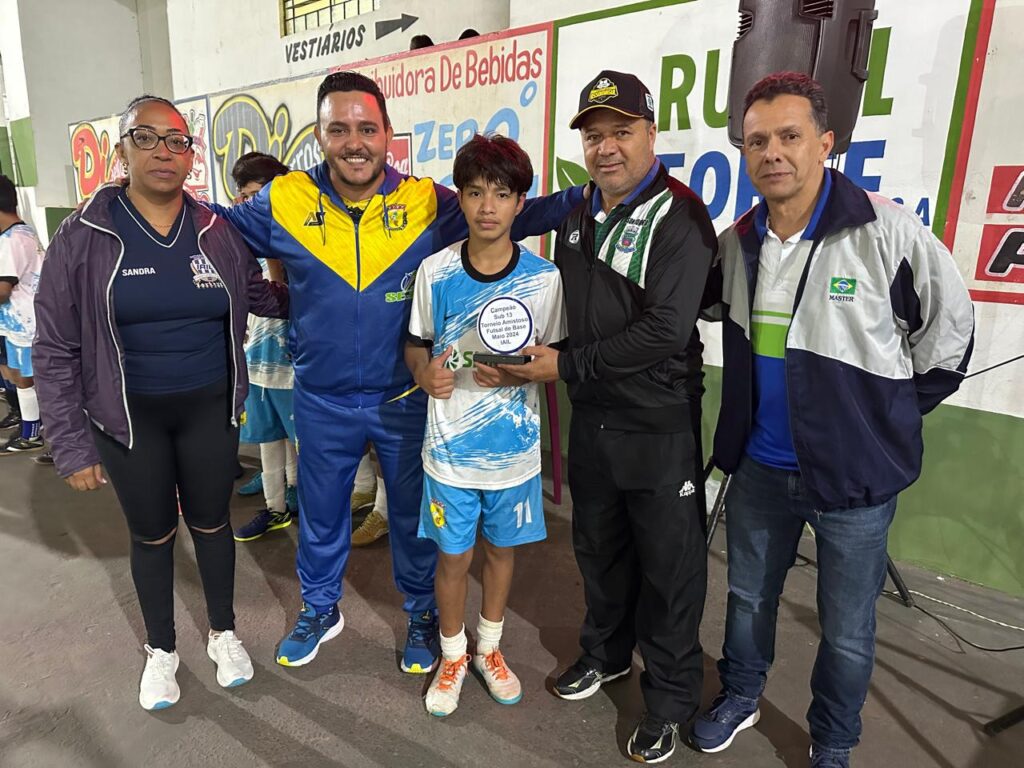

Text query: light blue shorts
(3, 339), (32, 377)
(240, 384), (295, 444)
(419, 473), (546, 555)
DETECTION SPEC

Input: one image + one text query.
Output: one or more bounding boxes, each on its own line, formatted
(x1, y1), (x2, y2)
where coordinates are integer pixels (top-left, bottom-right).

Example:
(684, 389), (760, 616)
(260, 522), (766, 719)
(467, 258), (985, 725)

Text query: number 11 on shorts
(514, 500), (533, 529)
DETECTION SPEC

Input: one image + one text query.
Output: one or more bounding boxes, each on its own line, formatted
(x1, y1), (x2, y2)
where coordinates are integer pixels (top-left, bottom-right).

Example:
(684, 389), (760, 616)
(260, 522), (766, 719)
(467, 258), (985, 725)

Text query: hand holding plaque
(476, 297), (534, 365)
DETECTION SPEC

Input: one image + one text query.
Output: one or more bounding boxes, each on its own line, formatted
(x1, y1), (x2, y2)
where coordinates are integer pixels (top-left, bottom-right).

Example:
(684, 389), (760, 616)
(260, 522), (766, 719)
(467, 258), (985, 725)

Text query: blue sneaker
(285, 484), (298, 515)
(691, 692), (760, 753)
(401, 610), (439, 673)
(233, 508), (292, 542)
(810, 746), (850, 768)
(275, 604), (344, 667)
(237, 471), (263, 496)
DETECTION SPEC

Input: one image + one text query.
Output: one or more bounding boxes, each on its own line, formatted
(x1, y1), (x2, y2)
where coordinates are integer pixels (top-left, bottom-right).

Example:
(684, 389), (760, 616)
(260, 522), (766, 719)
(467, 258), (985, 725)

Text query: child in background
(229, 153), (299, 541)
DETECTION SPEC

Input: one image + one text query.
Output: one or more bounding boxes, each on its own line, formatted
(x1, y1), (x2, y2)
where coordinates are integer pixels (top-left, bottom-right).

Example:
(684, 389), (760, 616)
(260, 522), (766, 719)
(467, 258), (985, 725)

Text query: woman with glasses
(34, 95), (288, 710)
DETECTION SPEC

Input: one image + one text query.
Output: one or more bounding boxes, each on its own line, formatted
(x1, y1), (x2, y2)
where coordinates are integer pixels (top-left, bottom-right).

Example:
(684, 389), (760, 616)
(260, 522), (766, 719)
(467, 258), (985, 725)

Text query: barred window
(281, 0), (381, 36)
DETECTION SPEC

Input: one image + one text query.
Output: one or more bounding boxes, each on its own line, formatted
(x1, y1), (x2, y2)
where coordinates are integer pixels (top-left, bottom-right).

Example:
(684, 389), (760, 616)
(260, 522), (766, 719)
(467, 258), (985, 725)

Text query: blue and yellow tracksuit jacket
(217, 162), (582, 406)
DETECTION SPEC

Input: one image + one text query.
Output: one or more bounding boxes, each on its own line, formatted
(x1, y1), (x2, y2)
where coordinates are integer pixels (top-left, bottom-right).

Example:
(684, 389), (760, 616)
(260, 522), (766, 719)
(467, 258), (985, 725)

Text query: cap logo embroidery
(588, 77), (618, 104)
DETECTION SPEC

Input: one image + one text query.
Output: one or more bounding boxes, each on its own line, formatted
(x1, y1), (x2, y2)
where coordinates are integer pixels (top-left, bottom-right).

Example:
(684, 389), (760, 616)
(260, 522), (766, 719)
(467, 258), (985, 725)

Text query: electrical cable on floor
(883, 590), (1024, 653)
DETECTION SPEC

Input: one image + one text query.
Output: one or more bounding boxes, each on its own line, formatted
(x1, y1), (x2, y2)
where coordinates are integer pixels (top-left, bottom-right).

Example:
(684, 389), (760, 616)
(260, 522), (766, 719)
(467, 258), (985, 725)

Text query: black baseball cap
(569, 70), (655, 129)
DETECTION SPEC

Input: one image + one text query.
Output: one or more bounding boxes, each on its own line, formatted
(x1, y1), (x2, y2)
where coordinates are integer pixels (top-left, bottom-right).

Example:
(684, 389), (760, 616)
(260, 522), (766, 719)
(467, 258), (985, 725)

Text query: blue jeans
(719, 456), (897, 752)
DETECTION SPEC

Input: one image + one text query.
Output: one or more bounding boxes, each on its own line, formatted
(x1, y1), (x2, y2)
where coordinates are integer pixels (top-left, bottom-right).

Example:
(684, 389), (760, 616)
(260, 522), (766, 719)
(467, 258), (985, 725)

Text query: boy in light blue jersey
(228, 153), (300, 542)
(406, 135), (566, 717)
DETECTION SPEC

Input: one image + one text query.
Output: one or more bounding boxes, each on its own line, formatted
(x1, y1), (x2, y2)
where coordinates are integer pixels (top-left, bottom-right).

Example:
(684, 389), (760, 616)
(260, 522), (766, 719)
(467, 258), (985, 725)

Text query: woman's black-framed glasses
(121, 127), (194, 154)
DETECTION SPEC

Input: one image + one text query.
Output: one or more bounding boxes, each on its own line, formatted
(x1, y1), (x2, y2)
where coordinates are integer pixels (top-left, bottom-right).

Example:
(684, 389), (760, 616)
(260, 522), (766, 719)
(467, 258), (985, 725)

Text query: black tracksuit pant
(93, 378), (239, 651)
(568, 408), (707, 725)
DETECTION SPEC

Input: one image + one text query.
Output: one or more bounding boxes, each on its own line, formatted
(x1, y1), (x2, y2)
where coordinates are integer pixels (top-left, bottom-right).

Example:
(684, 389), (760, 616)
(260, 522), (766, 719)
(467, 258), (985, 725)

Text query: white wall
(14, 0), (146, 207)
(138, 0), (174, 96)
(0, 0), (29, 118)
(167, 0), (510, 98)
(510, 0), (625, 26)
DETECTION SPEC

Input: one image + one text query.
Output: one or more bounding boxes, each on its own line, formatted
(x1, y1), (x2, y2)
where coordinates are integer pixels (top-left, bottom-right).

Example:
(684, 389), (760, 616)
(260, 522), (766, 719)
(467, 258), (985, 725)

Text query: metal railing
(282, 0), (380, 36)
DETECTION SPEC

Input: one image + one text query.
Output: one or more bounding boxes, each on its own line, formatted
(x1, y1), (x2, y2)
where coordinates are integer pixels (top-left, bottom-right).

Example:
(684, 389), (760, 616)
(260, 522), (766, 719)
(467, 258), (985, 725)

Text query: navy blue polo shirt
(110, 190), (230, 394)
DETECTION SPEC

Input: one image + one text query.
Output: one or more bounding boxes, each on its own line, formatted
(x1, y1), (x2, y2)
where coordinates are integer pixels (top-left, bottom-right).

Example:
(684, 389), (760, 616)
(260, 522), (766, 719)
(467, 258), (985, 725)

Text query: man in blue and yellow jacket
(215, 71), (583, 672)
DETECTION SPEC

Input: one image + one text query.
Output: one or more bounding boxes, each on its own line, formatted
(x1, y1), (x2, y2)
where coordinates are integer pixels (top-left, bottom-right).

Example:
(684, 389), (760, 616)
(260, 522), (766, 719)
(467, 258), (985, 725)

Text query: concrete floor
(1, 438), (1022, 768)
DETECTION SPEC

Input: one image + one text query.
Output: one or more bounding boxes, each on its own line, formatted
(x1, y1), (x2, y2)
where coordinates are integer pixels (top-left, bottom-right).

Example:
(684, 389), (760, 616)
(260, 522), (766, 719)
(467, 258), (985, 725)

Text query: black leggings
(93, 378), (239, 651)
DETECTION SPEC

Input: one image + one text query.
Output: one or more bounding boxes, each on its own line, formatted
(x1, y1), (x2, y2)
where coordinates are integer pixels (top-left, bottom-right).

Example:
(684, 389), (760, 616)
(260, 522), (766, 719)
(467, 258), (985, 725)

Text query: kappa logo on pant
(678, 480), (695, 498)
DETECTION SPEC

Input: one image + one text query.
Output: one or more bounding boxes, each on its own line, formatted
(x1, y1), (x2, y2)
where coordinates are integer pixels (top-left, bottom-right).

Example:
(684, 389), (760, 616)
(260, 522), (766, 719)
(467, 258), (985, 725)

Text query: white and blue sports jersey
(244, 258), (293, 389)
(409, 240), (566, 490)
(0, 223), (44, 347)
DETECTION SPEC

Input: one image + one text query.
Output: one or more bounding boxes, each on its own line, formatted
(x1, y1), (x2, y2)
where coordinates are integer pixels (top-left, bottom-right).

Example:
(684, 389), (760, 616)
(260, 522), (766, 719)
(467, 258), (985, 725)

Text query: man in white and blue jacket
(692, 73), (974, 768)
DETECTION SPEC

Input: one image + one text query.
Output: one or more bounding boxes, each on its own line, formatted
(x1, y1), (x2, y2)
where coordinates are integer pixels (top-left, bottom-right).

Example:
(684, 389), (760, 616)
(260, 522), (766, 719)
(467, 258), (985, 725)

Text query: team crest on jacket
(189, 254), (224, 289)
(829, 276), (857, 303)
(385, 269), (417, 303)
(304, 211), (325, 227)
(385, 203), (408, 231)
(617, 226), (640, 254)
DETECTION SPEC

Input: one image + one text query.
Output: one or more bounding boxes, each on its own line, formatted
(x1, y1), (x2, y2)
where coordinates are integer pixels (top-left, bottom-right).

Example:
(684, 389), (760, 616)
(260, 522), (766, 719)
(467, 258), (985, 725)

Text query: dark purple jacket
(34, 185), (288, 478)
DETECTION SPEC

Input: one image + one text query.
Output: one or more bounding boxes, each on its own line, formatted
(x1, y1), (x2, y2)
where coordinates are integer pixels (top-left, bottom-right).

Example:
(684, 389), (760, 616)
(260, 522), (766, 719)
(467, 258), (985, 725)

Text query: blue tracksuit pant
(293, 382), (436, 613)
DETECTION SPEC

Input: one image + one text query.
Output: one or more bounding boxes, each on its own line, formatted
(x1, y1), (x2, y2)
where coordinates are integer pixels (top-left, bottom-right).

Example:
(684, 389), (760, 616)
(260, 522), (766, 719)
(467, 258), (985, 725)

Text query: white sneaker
(424, 654), (470, 717)
(207, 630), (254, 688)
(139, 644), (180, 710)
(473, 649), (522, 705)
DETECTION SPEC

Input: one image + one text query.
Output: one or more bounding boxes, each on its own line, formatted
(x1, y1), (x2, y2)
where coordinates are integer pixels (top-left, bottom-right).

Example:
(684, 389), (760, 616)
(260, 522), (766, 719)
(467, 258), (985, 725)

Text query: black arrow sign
(375, 13), (418, 40)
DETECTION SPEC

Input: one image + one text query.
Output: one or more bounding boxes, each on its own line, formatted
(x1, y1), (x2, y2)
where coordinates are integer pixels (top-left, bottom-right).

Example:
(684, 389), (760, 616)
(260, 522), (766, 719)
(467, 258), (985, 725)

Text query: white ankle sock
(440, 625), (467, 661)
(354, 453), (374, 493)
(374, 475), (388, 521)
(17, 385), (39, 422)
(476, 614), (503, 655)
(260, 439), (286, 512)
(285, 439), (297, 487)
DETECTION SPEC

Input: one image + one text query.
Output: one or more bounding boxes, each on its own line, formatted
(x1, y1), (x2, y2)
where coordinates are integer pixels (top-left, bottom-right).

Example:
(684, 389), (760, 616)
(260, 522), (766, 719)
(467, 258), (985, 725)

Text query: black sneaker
(33, 450), (55, 465)
(1, 435), (44, 454)
(553, 658), (630, 700)
(627, 713), (679, 764)
(0, 410), (21, 430)
(233, 509), (293, 541)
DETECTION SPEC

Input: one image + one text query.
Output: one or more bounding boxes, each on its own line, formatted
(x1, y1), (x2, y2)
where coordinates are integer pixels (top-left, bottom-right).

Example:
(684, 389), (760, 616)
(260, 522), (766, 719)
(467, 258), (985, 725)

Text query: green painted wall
(890, 404), (1023, 597)
(543, 366), (1024, 597)
(0, 126), (14, 180)
(44, 207), (75, 240)
(9, 117), (37, 187)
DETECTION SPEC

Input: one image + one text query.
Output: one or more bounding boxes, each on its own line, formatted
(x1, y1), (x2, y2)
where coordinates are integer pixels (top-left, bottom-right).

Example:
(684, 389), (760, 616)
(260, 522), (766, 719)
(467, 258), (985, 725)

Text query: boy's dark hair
(0, 174), (17, 214)
(452, 134), (534, 197)
(119, 94), (183, 136)
(459, 29), (480, 40)
(316, 71), (390, 128)
(410, 34), (434, 50)
(743, 71), (829, 135)
(232, 152), (290, 191)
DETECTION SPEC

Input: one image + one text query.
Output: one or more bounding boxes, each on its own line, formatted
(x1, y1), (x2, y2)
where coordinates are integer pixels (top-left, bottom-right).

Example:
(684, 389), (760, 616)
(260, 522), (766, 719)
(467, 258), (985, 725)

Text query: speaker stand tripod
(702, 464), (914, 607)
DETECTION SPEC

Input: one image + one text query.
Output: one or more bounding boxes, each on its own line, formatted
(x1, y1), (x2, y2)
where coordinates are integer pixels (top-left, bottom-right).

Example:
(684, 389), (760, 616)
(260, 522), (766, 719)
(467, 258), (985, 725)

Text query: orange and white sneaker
(424, 654), (470, 717)
(473, 648), (522, 705)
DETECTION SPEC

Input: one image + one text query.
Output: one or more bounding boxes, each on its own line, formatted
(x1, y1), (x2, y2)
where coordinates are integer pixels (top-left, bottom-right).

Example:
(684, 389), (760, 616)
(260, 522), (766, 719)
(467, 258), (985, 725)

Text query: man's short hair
(743, 72), (829, 135)
(453, 134), (534, 197)
(231, 152), (290, 192)
(410, 34), (434, 50)
(118, 94), (183, 136)
(317, 71), (390, 129)
(0, 174), (17, 214)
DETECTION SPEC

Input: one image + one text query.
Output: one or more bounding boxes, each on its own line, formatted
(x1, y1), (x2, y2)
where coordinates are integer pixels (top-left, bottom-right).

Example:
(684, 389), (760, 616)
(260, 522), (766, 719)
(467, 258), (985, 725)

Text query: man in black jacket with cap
(510, 69), (717, 763)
